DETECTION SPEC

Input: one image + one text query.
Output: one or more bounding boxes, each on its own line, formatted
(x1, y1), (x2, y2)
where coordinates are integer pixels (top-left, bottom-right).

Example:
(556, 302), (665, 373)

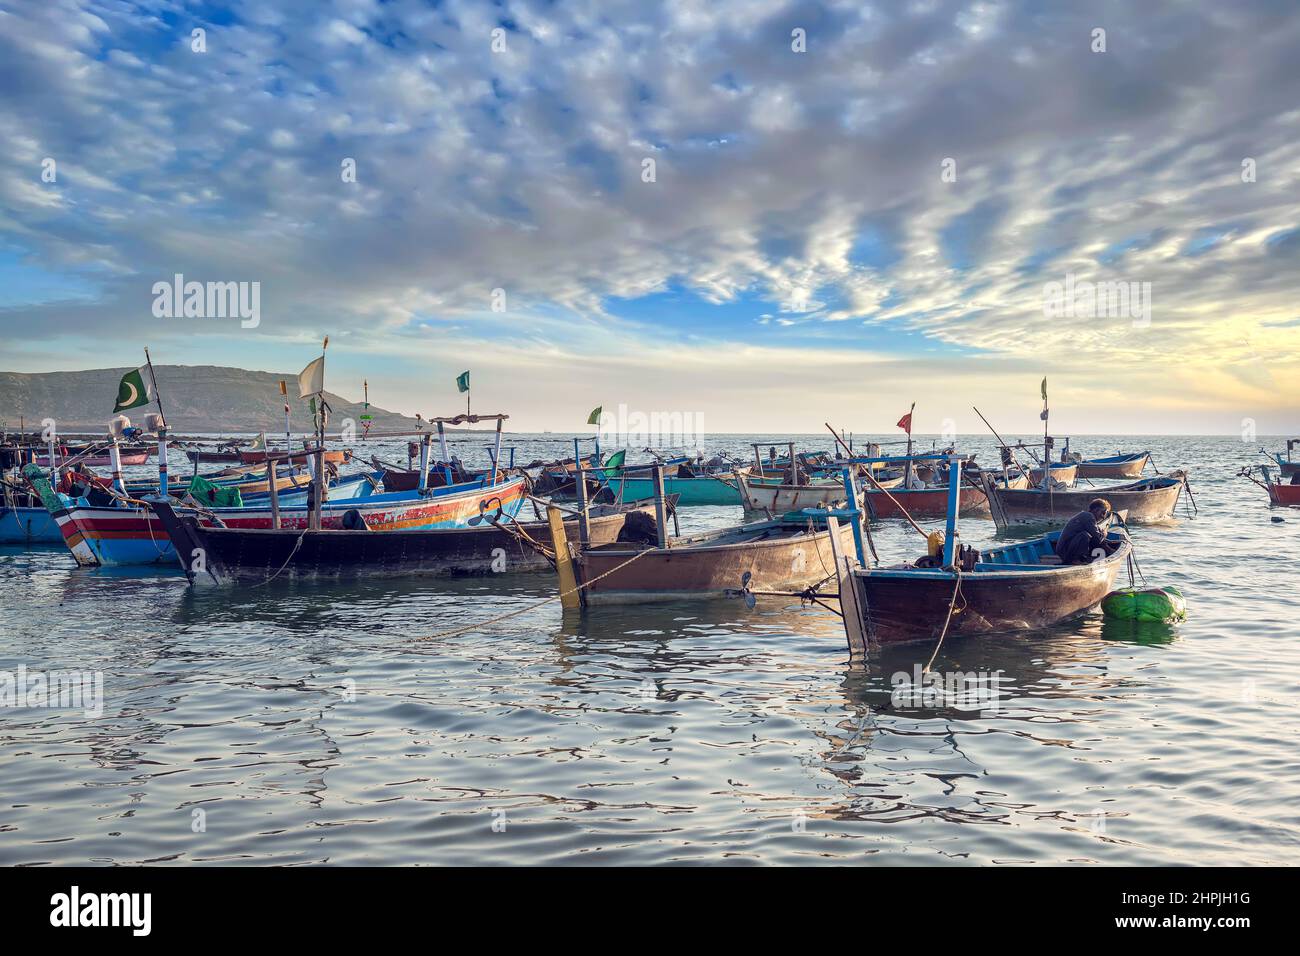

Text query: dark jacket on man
(1055, 510), (1106, 563)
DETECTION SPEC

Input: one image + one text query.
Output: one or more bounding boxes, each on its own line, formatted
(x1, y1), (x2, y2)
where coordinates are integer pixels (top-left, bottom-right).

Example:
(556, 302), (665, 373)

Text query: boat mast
(143, 347), (168, 496)
(943, 454), (963, 567)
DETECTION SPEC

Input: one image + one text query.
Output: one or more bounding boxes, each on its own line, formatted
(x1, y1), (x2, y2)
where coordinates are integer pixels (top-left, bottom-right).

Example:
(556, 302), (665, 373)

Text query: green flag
(113, 367), (153, 412)
(586, 406), (602, 426)
(456, 370), (470, 393)
(1040, 377), (1048, 401)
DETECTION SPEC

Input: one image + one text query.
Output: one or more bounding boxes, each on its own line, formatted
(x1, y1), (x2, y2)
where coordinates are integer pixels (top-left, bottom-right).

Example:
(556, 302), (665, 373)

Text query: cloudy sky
(1, 0), (1298, 435)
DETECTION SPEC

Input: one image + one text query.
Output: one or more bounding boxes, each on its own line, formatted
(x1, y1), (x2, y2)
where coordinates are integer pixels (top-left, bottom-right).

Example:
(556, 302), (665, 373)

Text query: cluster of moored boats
(1, 366), (1293, 656)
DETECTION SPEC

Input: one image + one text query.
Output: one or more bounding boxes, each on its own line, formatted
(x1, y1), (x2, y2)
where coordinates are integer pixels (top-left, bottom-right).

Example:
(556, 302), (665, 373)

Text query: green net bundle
(1102, 586), (1187, 623)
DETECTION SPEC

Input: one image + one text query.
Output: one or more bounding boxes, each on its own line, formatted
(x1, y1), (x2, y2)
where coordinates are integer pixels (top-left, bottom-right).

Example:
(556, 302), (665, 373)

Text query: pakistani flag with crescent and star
(113, 367), (154, 412)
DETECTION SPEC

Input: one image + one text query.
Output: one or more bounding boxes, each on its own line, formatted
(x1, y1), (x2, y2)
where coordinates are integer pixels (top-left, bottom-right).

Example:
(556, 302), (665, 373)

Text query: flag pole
(143, 347), (166, 426)
(309, 336), (329, 531)
(143, 347), (169, 495)
(1041, 377), (1050, 491)
(904, 400), (916, 487)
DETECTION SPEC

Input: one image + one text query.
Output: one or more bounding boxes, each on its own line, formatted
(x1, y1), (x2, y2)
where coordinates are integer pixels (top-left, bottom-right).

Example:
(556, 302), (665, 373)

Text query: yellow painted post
(548, 505), (581, 610)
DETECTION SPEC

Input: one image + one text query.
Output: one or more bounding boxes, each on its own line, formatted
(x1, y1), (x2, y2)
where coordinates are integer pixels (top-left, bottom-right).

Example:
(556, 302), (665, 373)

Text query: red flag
(896, 412), (912, 434)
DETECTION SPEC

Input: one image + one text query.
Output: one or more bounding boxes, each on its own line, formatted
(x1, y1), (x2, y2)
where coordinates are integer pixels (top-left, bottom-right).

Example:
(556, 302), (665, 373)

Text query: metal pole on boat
(651, 464), (668, 549)
(943, 454), (962, 567)
(309, 447), (324, 531)
(157, 423), (169, 497)
(417, 432), (431, 492)
(46, 428), (60, 487)
(839, 466), (867, 567)
(904, 401), (916, 488)
(573, 444), (591, 548)
(108, 434), (126, 494)
(268, 459), (282, 530)
(492, 417), (504, 482)
(436, 421), (453, 485)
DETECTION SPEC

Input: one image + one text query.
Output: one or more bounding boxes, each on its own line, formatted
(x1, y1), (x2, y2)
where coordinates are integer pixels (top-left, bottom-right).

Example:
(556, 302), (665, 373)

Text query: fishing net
(1102, 586), (1187, 623)
(185, 475), (244, 508)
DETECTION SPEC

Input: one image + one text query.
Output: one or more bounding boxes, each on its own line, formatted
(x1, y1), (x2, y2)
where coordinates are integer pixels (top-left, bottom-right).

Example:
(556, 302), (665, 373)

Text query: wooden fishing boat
(862, 483), (990, 520)
(35, 447), (150, 467)
(149, 499), (664, 584)
(1264, 440), (1300, 478)
(572, 517), (853, 604)
(184, 448), (244, 463)
(835, 528), (1131, 647)
(985, 473), (1188, 527)
(23, 464), (526, 567)
(606, 466), (747, 506)
(1074, 451), (1150, 479)
(1240, 465), (1300, 506)
(814, 453), (1133, 650)
(531, 450), (625, 497)
(112, 467), (372, 506)
(239, 448), (349, 466)
(0, 504), (62, 544)
(1269, 482), (1300, 506)
(972, 468), (1031, 490)
(737, 471), (902, 514)
(1027, 461), (1078, 486)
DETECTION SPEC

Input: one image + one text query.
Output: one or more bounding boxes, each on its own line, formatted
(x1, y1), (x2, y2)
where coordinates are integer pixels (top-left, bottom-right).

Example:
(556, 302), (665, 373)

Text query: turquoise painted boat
(606, 472), (744, 506)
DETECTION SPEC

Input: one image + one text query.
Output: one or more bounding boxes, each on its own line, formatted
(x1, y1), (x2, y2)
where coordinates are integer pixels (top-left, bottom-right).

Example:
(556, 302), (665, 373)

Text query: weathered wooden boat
(972, 468), (1031, 490)
(815, 454), (1133, 651)
(24, 464), (526, 567)
(35, 446), (151, 467)
(862, 483), (990, 520)
(1270, 482), (1300, 506)
(0, 504), (62, 544)
(1239, 465), (1300, 507)
(0, 478), (63, 543)
(150, 499), (663, 584)
(737, 471), (902, 514)
(836, 528), (1131, 647)
(531, 449), (625, 498)
(239, 448), (350, 466)
(1027, 461), (1078, 486)
(985, 472), (1188, 527)
(376, 460), (503, 493)
(1074, 451), (1150, 479)
(184, 448), (244, 463)
(571, 517), (853, 604)
(109, 468), (375, 507)
(1264, 440), (1300, 478)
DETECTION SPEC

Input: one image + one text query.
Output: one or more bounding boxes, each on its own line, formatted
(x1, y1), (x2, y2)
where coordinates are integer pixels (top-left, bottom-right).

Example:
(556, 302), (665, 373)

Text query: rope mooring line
(253, 529), (308, 587)
(414, 545), (655, 642)
(923, 567), (966, 674)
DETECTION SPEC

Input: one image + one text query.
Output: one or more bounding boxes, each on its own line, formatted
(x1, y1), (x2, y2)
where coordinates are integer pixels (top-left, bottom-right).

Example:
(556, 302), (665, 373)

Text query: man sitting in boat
(1055, 498), (1120, 564)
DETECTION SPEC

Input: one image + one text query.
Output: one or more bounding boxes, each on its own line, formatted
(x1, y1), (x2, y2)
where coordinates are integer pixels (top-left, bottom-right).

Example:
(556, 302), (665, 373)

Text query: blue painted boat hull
(0, 506), (63, 544)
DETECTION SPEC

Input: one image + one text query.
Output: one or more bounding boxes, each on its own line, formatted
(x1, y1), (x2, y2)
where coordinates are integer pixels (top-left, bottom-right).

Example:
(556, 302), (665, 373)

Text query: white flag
(298, 356), (324, 398)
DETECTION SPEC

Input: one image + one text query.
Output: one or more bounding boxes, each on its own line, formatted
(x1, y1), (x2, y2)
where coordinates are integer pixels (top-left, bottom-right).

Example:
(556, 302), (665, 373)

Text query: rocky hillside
(0, 365), (418, 435)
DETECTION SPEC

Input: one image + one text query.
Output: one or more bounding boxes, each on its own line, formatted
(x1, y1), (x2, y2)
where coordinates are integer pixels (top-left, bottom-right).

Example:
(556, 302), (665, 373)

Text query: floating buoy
(1102, 586), (1187, 624)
